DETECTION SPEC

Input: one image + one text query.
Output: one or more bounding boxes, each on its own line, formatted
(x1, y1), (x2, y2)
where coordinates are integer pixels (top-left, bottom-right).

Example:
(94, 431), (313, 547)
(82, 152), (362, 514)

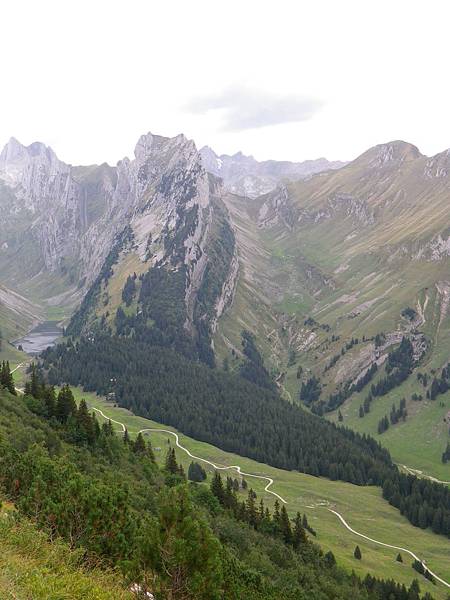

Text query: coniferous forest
(42, 332), (450, 538)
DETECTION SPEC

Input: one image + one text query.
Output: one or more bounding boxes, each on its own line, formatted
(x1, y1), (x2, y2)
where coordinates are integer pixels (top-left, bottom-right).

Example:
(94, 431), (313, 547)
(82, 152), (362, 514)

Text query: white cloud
(186, 85), (322, 130)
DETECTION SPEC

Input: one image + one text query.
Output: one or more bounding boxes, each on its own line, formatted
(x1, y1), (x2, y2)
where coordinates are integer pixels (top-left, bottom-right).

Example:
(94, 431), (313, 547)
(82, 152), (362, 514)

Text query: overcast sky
(2, 0), (449, 165)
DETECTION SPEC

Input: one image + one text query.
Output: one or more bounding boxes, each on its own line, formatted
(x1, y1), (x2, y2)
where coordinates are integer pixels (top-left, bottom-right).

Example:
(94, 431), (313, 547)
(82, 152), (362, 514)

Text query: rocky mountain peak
(355, 140), (422, 169)
(0, 137), (26, 163)
(132, 132), (198, 172)
(0, 137), (58, 166)
(199, 146), (221, 174)
(0, 137), (64, 190)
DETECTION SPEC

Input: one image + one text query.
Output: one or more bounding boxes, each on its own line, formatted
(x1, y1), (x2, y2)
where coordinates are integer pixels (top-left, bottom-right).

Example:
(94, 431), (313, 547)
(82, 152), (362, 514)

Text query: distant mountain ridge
(199, 145), (347, 198)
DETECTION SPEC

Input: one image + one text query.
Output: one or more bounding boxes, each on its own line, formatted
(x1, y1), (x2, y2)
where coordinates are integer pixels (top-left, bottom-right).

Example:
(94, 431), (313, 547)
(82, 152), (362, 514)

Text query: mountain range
(199, 145), (346, 198)
(1, 132), (450, 478)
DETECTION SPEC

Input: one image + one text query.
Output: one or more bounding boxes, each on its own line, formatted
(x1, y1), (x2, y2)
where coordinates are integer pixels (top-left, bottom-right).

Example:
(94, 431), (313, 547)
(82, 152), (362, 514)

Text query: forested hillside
(0, 380), (438, 600)
(42, 334), (450, 538)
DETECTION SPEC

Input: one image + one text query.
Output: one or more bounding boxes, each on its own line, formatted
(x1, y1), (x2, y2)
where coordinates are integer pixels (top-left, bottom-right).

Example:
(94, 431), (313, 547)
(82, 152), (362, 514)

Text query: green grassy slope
(329, 369), (450, 482)
(216, 143), (450, 481)
(0, 503), (132, 599)
(71, 388), (450, 599)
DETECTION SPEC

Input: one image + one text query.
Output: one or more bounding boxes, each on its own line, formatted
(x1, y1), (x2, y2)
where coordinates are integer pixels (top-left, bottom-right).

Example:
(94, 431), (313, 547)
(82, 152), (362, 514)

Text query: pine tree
(1, 361), (16, 395)
(408, 579), (421, 600)
(165, 447), (179, 474)
(237, 500), (247, 522)
(133, 432), (146, 454)
(354, 545), (362, 560)
(92, 412), (101, 439)
(104, 419), (114, 436)
(56, 385), (76, 423)
(279, 504), (292, 544)
(246, 489), (258, 528)
(188, 462), (206, 482)
(43, 386), (56, 418)
(396, 552), (403, 562)
(210, 471), (224, 503)
(6, 362), (16, 395)
(29, 364), (41, 398)
(223, 477), (237, 511)
(273, 500), (281, 530)
(146, 439), (156, 463)
(123, 428), (130, 445)
(258, 498), (265, 522)
(76, 399), (96, 444)
(292, 512), (307, 549)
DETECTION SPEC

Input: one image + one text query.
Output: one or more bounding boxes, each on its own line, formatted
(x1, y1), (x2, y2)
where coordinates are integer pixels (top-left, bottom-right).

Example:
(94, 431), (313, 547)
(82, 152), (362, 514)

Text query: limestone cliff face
(77, 132), (215, 294)
(0, 133), (237, 338)
(0, 138), (117, 280)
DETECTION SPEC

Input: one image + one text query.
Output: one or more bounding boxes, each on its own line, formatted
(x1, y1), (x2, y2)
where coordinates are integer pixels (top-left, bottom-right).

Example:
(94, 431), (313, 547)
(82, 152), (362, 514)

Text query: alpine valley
(0, 132), (449, 599)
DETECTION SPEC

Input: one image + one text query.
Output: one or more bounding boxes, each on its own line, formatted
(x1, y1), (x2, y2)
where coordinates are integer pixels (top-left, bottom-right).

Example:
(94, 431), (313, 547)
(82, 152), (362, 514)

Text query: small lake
(14, 321), (62, 355)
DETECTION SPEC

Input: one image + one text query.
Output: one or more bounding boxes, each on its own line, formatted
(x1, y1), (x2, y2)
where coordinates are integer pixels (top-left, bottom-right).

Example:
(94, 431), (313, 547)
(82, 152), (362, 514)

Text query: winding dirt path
(91, 405), (450, 590)
(92, 407), (127, 433)
(328, 509), (450, 590)
(91, 407), (286, 504)
(141, 427), (287, 504)
(400, 464), (450, 486)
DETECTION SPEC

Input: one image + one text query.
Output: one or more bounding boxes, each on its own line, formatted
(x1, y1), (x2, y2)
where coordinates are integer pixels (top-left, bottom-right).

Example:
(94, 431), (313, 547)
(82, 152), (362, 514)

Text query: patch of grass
(45, 304), (70, 322)
(332, 372), (450, 482)
(98, 251), (149, 325)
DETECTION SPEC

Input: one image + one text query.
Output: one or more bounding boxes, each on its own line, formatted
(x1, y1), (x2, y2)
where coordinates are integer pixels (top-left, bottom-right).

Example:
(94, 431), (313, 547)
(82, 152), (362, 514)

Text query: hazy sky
(2, 0), (450, 165)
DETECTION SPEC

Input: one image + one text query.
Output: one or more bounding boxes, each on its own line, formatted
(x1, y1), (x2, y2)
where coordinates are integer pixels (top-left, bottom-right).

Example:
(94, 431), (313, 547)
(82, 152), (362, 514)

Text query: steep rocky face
(0, 138), (117, 289)
(0, 283), (42, 339)
(199, 146), (346, 198)
(0, 138), (70, 205)
(0, 133), (238, 363)
(0, 133), (218, 291)
(76, 132), (215, 291)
